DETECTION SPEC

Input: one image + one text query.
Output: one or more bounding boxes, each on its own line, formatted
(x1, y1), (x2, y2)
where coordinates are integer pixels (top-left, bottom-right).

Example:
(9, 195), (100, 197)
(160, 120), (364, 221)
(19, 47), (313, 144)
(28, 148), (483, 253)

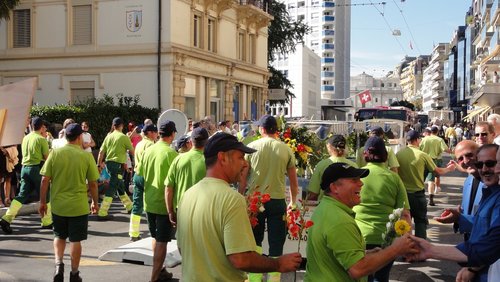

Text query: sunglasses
(474, 160), (497, 168)
(457, 152), (474, 162)
(474, 132), (489, 137)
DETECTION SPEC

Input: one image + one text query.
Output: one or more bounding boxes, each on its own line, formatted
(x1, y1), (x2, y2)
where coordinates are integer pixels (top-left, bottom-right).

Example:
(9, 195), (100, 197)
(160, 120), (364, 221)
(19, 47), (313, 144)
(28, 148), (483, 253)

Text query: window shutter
(13, 9), (31, 48)
(73, 5), (92, 45)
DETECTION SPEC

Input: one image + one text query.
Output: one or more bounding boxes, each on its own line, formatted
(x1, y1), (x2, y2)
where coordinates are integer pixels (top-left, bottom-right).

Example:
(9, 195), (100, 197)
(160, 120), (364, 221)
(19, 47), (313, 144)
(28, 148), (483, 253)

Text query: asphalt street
(0, 154), (467, 281)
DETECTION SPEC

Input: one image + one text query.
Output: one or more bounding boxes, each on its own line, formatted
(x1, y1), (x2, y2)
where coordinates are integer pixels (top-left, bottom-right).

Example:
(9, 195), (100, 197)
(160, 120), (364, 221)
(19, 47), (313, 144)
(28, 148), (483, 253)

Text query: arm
(97, 151), (106, 169)
(39, 176), (51, 216)
(408, 235), (467, 262)
(287, 166), (299, 205)
(227, 251), (301, 273)
(434, 164), (455, 176)
(88, 180), (99, 214)
(165, 186), (176, 226)
(89, 135), (96, 148)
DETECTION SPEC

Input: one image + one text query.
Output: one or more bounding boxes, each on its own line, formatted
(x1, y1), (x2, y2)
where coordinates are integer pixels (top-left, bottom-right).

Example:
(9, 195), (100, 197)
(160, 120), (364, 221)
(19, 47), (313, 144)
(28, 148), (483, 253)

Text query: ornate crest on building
(126, 10), (142, 32)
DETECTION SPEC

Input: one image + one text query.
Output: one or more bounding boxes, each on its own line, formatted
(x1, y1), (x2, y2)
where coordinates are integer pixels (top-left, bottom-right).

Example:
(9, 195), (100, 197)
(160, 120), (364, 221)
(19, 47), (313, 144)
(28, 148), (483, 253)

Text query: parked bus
(354, 106), (415, 122)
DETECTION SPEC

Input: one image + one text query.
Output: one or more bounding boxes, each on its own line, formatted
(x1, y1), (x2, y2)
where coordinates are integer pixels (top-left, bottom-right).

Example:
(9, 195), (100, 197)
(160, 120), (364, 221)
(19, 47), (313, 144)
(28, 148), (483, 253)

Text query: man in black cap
(175, 135), (192, 153)
(165, 127), (209, 227)
(396, 130), (455, 239)
(39, 123), (100, 282)
(305, 162), (418, 281)
(1, 117), (51, 234)
(356, 126), (400, 173)
(137, 120), (178, 281)
(96, 117), (135, 220)
(128, 124), (158, 241)
(177, 132), (302, 281)
(239, 114), (299, 281)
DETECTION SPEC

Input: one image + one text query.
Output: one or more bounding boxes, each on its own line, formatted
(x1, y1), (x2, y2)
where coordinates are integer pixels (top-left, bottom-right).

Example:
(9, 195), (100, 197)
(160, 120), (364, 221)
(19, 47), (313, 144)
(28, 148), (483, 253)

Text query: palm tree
(0, 0), (20, 20)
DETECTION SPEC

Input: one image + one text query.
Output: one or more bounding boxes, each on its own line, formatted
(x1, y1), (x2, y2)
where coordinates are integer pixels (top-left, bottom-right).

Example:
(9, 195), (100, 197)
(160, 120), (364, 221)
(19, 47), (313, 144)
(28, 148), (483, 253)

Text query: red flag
(358, 89), (372, 104)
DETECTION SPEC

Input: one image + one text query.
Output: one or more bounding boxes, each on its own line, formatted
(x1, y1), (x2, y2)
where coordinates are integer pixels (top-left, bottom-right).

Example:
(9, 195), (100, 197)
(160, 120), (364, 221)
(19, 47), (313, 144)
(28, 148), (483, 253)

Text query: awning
(462, 106), (491, 121)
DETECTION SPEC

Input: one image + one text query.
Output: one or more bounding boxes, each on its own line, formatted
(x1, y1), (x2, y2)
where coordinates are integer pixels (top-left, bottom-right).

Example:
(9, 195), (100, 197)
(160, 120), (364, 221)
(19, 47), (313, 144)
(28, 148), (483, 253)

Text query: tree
(0, 0), (20, 20)
(267, 1), (309, 105)
(390, 100), (416, 111)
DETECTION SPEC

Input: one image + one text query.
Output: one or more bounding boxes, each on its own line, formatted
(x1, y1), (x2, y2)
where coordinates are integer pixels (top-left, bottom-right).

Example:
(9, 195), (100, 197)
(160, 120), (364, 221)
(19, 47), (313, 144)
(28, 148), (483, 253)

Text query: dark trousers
(252, 199), (287, 257)
(407, 190), (428, 239)
(131, 174), (144, 215)
(104, 161), (126, 198)
(15, 165), (49, 203)
(366, 244), (394, 282)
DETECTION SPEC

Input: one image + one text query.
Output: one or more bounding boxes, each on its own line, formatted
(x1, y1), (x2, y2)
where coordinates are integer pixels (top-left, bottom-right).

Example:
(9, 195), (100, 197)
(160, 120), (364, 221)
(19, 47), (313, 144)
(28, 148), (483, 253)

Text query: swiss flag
(358, 89), (372, 104)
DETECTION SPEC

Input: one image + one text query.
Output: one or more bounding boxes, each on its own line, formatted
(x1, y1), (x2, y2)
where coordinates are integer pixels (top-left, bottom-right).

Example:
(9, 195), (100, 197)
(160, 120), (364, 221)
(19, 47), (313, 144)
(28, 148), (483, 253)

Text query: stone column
(172, 70), (186, 111)
(225, 80), (234, 121)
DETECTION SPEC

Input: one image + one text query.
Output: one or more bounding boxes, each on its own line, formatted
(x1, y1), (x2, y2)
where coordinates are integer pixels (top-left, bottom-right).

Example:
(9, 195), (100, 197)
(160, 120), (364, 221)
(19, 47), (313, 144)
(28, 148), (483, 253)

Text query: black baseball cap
(142, 124), (158, 133)
(364, 136), (386, 154)
(31, 117), (43, 128)
(204, 133), (256, 158)
(406, 130), (420, 141)
(159, 120), (177, 135)
(254, 115), (278, 131)
(176, 135), (191, 151)
(328, 135), (346, 149)
(65, 123), (83, 138)
(369, 126), (384, 136)
(320, 163), (369, 191)
(191, 127), (209, 141)
(112, 117), (124, 126)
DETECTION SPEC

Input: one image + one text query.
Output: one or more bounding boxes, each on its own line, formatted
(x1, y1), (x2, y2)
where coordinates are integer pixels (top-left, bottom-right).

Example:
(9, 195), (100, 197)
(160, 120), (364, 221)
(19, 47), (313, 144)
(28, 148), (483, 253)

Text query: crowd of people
(0, 112), (499, 282)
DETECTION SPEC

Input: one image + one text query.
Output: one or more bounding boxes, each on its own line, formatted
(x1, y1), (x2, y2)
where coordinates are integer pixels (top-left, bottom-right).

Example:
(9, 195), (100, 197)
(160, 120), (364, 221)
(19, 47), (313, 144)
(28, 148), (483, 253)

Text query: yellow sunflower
(394, 220), (411, 236)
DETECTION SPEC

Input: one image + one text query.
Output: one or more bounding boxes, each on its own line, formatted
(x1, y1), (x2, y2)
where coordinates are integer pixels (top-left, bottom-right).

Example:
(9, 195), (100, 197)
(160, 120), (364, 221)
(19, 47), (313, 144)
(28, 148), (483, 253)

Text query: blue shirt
(458, 175), (485, 233)
(456, 184), (500, 282)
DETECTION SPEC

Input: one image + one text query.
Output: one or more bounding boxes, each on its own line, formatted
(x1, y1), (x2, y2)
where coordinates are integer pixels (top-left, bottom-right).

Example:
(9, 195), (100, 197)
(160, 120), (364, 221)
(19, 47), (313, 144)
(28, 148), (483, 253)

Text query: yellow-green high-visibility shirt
(308, 156), (358, 200)
(40, 144), (100, 216)
(99, 130), (134, 164)
(133, 136), (155, 173)
(419, 135), (448, 160)
(396, 145), (436, 193)
(139, 141), (178, 215)
(21, 131), (49, 166)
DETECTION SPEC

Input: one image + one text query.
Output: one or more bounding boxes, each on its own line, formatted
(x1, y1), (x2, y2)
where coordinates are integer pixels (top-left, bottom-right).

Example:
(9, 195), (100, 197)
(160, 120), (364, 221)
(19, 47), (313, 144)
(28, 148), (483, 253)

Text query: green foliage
(346, 131), (369, 158)
(30, 94), (160, 148)
(267, 1), (310, 104)
(0, 0), (20, 20)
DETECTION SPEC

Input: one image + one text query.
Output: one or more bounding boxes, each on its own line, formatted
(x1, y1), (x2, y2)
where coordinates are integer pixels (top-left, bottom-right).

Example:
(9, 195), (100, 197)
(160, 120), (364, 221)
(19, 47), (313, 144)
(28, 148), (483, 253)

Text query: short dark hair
(205, 154), (218, 168)
(66, 134), (79, 142)
(193, 138), (208, 149)
(477, 143), (499, 156)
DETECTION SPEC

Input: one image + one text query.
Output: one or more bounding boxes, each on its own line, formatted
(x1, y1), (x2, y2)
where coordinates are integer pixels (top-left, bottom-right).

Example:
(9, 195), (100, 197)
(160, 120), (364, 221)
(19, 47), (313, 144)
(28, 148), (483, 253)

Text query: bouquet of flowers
(381, 207), (411, 248)
(247, 191), (271, 228)
(286, 200), (314, 240)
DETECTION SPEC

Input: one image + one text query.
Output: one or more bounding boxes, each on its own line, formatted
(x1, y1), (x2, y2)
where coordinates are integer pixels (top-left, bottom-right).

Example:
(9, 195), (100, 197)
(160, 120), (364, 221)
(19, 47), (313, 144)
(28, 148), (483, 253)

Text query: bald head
(455, 140), (479, 171)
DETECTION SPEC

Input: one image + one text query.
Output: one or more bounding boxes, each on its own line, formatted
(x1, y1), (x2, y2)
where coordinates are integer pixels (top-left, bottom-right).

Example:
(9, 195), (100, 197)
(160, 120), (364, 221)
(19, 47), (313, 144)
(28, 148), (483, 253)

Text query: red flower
(297, 144), (305, 152)
(261, 193), (271, 203)
(253, 191), (261, 197)
(250, 196), (259, 205)
(249, 204), (259, 213)
(250, 216), (259, 227)
(305, 220), (314, 228)
(289, 224), (300, 235)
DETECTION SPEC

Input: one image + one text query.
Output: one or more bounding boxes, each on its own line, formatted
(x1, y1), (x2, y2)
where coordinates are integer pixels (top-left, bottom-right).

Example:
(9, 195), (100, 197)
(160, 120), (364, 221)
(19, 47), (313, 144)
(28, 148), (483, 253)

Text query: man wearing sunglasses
(474, 122), (495, 146)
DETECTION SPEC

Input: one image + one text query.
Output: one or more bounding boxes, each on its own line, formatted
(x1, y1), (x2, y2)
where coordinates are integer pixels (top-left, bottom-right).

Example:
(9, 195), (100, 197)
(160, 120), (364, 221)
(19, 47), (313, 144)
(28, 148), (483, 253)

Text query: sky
(350, 0), (472, 77)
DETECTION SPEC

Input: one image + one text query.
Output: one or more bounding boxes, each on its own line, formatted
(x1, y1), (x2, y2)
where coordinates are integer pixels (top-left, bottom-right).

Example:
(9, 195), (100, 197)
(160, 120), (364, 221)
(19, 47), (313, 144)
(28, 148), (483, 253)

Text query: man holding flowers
(305, 163), (418, 282)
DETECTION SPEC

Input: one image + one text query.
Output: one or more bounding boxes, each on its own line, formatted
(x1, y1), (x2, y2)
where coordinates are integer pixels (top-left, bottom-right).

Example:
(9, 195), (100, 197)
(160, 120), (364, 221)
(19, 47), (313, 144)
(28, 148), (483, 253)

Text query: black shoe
(158, 267), (173, 281)
(70, 271), (82, 282)
(130, 236), (142, 242)
(42, 223), (54, 230)
(53, 263), (64, 282)
(0, 219), (12, 234)
(97, 214), (114, 221)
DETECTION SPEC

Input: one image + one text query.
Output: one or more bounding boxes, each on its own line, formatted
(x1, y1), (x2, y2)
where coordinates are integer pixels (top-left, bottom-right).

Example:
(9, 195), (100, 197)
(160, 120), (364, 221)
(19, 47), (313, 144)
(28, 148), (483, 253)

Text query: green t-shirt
(21, 131), (49, 165)
(99, 130), (134, 164)
(245, 137), (296, 199)
(396, 145), (437, 193)
(165, 148), (206, 209)
(356, 146), (400, 169)
(353, 162), (410, 245)
(419, 135), (448, 159)
(305, 196), (367, 282)
(308, 156), (358, 200)
(139, 141), (178, 214)
(177, 177), (257, 281)
(134, 137), (154, 173)
(40, 144), (100, 216)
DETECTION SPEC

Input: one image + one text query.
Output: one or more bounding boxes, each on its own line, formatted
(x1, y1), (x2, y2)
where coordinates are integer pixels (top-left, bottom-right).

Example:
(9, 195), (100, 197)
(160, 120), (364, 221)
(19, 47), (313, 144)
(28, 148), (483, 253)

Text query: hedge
(30, 94), (160, 148)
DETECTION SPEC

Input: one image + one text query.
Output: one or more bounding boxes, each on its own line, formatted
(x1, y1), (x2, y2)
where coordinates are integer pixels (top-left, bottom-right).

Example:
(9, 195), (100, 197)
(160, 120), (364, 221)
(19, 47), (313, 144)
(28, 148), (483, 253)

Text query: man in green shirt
(97, 117), (135, 220)
(165, 127), (208, 227)
(396, 130), (455, 239)
(39, 123), (100, 282)
(177, 133), (302, 281)
(419, 125), (450, 206)
(305, 163), (417, 282)
(138, 120), (178, 282)
(239, 115), (299, 282)
(128, 124), (158, 241)
(1, 117), (51, 234)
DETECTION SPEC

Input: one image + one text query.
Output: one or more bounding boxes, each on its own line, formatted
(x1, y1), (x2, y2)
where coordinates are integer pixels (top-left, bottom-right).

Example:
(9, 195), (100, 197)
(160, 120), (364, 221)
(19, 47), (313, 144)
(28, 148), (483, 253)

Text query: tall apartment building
(0, 0), (271, 123)
(421, 43), (449, 112)
(283, 0), (351, 120)
(271, 45), (321, 118)
(398, 55), (430, 108)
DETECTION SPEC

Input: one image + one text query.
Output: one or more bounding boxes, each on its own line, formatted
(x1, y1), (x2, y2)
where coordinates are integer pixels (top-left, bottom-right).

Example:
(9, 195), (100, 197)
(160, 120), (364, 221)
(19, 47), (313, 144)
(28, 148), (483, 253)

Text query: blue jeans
(252, 199), (287, 257)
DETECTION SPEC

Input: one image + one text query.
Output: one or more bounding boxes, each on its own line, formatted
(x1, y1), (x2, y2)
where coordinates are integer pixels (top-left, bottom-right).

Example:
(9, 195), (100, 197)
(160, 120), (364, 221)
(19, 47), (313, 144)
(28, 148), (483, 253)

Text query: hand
(90, 201), (99, 214)
(456, 267), (475, 282)
(446, 161), (457, 172)
(277, 252), (302, 273)
(390, 233), (419, 257)
(39, 202), (47, 217)
(434, 206), (460, 224)
(405, 235), (432, 262)
(169, 212), (177, 227)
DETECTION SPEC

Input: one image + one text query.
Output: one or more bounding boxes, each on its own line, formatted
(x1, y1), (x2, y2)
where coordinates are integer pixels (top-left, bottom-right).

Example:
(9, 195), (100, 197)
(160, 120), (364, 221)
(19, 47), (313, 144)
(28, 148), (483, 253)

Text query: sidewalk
(0, 202), (39, 217)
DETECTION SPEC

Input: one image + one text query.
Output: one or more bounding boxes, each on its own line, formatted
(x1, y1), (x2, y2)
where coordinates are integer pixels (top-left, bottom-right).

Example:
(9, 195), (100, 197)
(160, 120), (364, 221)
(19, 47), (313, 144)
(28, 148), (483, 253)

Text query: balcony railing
(322, 30), (335, 36)
(321, 71), (334, 77)
(323, 16), (335, 22)
(322, 43), (334, 50)
(322, 2), (335, 8)
(239, 0), (268, 13)
(321, 58), (335, 64)
(490, 27), (500, 53)
(321, 85), (335, 91)
(482, 0), (494, 23)
(492, 0), (500, 26)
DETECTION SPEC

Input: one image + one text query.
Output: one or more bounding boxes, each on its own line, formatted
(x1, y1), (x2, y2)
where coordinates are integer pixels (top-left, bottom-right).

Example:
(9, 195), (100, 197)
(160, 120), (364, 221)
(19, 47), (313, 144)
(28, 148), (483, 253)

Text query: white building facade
(421, 43), (449, 112)
(282, 0), (351, 120)
(271, 45), (321, 118)
(0, 0), (272, 123)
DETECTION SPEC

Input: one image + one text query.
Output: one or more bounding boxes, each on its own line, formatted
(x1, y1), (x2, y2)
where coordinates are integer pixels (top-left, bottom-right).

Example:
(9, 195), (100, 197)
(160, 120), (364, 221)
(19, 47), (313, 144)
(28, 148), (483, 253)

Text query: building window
(298, 14), (305, 21)
(73, 5), (92, 45)
(185, 97), (196, 120)
(12, 9), (31, 48)
(248, 34), (256, 64)
(70, 81), (94, 105)
(237, 31), (245, 61)
(193, 14), (202, 48)
(207, 18), (216, 52)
